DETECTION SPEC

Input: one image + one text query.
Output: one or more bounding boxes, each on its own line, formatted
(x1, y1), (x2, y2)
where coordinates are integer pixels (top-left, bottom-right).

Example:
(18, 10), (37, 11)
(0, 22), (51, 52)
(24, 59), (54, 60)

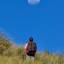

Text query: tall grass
(0, 53), (64, 64)
(0, 33), (64, 64)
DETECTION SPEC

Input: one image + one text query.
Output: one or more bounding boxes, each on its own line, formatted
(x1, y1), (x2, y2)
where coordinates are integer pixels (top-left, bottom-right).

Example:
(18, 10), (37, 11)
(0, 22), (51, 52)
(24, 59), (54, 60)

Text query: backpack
(27, 42), (37, 52)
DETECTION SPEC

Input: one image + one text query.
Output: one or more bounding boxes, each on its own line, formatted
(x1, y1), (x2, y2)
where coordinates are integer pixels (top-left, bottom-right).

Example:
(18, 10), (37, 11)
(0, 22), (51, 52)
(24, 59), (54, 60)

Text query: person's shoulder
(25, 43), (28, 46)
(33, 42), (37, 45)
(33, 42), (36, 44)
(24, 43), (28, 49)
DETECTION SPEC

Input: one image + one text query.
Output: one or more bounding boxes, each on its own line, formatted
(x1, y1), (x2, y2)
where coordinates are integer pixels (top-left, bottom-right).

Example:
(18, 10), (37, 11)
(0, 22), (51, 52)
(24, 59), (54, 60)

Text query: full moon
(28, 0), (40, 5)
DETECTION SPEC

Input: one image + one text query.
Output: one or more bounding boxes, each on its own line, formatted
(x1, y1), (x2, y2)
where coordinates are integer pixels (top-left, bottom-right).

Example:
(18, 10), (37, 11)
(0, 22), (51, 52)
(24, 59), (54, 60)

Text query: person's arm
(34, 42), (37, 52)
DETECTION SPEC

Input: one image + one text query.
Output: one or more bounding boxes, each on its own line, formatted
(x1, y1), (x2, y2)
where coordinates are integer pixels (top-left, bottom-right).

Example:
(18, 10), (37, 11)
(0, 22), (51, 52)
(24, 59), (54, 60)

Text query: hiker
(24, 37), (37, 61)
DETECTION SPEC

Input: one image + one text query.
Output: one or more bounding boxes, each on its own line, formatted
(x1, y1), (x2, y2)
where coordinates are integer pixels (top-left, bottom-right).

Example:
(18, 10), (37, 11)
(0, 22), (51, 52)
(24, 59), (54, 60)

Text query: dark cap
(29, 37), (33, 41)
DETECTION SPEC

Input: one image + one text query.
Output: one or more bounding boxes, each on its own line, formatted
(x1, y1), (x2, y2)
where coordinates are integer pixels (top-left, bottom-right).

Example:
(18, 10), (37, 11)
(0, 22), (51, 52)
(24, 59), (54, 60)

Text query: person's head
(29, 37), (33, 42)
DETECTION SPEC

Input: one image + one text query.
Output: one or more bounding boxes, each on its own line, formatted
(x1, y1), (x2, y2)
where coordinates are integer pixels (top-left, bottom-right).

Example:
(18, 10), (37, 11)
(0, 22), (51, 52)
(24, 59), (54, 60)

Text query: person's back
(24, 37), (37, 60)
(27, 41), (37, 56)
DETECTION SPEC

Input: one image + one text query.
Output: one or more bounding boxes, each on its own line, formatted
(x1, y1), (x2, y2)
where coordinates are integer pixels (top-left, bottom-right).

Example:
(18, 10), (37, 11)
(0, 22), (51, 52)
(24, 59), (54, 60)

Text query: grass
(0, 33), (64, 64)
(0, 53), (64, 64)
(0, 56), (23, 64)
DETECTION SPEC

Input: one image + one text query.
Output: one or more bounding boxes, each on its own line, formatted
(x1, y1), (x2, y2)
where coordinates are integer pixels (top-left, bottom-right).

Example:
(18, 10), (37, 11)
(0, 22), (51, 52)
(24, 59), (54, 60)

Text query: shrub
(0, 35), (12, 54)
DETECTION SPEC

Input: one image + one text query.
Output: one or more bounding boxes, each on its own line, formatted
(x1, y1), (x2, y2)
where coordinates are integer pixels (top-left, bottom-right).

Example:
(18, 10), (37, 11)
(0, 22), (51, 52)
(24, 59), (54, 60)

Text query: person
(24, 37), (37, 61)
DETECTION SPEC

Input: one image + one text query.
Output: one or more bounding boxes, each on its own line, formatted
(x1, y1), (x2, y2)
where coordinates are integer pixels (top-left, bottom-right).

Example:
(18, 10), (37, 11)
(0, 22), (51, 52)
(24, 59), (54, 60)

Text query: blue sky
(0, 0), (64, 53)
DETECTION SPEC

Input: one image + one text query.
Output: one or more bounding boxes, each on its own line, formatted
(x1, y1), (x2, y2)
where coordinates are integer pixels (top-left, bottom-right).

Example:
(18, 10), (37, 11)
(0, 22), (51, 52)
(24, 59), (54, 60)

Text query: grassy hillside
(0, 52), (64, 64)
(0, 33), (64, 64)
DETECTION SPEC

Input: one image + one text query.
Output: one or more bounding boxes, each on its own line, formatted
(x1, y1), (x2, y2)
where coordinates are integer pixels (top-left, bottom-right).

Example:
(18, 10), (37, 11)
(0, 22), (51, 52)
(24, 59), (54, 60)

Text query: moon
(28, 0), (40, 5)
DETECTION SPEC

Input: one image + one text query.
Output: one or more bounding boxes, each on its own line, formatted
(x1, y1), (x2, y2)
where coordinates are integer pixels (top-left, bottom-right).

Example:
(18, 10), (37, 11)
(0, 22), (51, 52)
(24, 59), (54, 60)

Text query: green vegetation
(0, 33), (64, 64)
